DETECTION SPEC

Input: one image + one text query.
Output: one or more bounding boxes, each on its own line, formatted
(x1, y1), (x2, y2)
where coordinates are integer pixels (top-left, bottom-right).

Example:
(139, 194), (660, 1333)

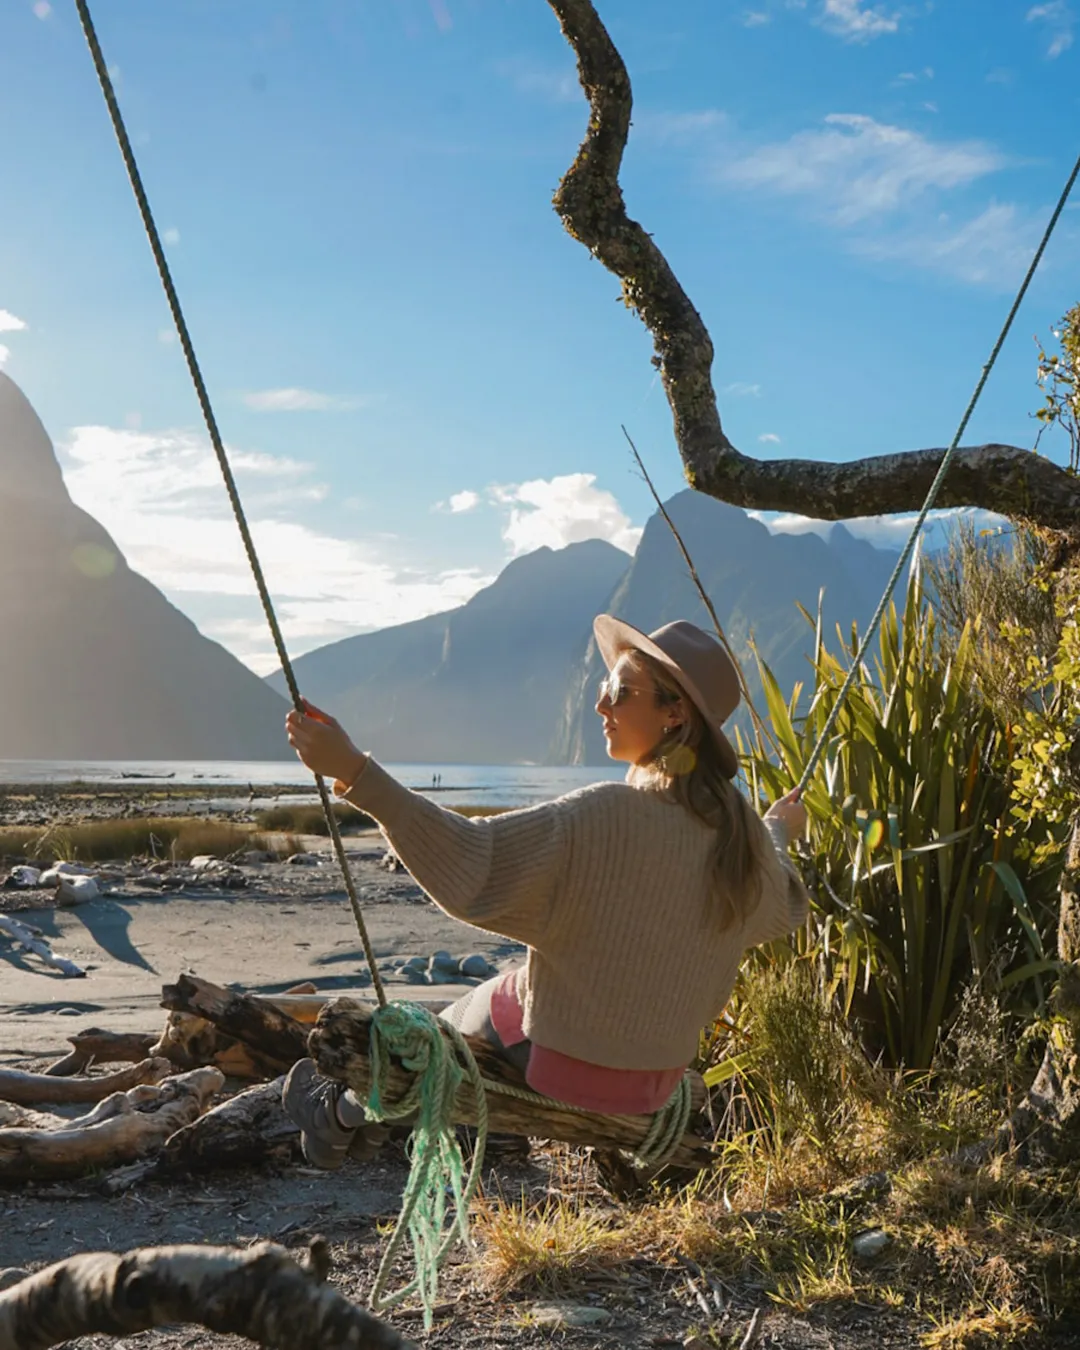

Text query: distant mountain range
(3, 370), (904, 766)
(269, 492), (900, 766)
(0, 373), (289, 759)
(266, 539), (629, 764)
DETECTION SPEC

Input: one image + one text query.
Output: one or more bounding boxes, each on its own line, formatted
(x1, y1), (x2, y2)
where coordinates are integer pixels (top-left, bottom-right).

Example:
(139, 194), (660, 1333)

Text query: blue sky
(2, 0), (1078, 671)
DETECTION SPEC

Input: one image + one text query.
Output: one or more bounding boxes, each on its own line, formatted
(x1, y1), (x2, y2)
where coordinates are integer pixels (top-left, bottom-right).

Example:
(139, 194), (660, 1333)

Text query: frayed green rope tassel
(365, 1002), (488, 1330)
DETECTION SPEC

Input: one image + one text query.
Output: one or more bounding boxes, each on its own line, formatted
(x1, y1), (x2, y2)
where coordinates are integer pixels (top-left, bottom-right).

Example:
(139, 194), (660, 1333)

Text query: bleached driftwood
(0, 1239), (415, 1350)
(46, 1028), (158, 1076)
(162, 1077), (299, 1172)
(0, 1102), (63, 1131)
(0, 1058), (171, 1107)
(0, 1067), (223, 1181)
(0, 914), (84, 977)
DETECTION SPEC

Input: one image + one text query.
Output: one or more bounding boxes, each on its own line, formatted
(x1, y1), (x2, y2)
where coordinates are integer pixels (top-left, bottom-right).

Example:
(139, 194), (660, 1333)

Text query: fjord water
(0, 760), (626, 808)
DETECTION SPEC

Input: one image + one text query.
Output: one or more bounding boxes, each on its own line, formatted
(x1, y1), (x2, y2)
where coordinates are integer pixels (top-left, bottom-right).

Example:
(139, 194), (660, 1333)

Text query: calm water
(0, 759), (626, 808)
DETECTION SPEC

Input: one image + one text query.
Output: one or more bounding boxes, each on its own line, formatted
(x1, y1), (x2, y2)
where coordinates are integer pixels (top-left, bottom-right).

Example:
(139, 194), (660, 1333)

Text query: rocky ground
(0, 784), (1060, 1349)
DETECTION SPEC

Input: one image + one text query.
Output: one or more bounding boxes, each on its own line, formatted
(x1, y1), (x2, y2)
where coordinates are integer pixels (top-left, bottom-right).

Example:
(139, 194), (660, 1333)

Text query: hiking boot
(282, 1058), (357, 1170)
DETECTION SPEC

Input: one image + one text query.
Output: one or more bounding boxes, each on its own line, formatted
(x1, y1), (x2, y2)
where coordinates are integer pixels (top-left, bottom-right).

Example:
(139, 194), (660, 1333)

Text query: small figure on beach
(282, 614), (809, 1167)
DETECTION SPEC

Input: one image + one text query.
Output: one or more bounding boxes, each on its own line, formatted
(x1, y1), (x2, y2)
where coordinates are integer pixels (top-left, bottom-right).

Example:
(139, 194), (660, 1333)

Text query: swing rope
(72, 0), (1080, 1324)
(72, 0), (388, 1013)
(73, 4), (699, 1324)
(794, 148), (1080, 797)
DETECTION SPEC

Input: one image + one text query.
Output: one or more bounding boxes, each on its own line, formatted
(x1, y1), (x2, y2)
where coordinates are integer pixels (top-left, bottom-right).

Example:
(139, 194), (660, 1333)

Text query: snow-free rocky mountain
(271, 493), (900, 767)
(0, 372), (289, 759)
(268, 538), (630, 765)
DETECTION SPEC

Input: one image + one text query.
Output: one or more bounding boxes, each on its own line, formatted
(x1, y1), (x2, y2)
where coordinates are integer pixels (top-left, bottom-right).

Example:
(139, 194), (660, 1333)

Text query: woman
(282, 615), (808, 1168)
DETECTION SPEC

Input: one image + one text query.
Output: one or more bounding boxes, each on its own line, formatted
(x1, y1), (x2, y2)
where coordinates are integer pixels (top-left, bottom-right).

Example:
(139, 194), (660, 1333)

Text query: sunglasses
(597, 673), (654, 707)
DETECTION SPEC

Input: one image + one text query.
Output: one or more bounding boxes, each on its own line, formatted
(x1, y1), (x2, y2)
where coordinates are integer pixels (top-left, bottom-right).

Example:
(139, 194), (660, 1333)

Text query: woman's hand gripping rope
(286, 699), (368, 790)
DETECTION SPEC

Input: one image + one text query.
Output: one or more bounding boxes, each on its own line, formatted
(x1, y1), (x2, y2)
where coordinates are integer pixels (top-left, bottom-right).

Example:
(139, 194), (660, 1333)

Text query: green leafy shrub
(738, 563), (1059, 1071)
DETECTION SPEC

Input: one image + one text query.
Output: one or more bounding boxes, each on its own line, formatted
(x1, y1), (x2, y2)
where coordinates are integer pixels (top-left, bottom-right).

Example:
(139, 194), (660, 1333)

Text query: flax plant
(737, 562), (1058, 1072)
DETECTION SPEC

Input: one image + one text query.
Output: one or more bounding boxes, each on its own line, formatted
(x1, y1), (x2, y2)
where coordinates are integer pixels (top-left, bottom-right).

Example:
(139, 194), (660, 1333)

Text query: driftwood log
(161, 975), (308, 1070)
(313, 997), (712, 1171)
(0, 1067), (223, 1181)
(46, 1029), (158, 1077)
(0, 914), (84, 978)
(159, 975), (711, 1169)
(152, 1008), (288, 1079)
(0, 1058), (171, 1106)
(162, 1077), (299, 1172)
(0, 1240), (415, 1350)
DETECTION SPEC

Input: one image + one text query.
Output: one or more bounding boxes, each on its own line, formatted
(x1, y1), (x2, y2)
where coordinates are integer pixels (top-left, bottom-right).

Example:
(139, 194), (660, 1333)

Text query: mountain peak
(0, 372), (71, 505)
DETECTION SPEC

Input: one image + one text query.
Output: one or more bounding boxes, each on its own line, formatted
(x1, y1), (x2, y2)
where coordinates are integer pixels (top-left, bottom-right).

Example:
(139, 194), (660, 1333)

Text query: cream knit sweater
(341, 761), (808, 1071)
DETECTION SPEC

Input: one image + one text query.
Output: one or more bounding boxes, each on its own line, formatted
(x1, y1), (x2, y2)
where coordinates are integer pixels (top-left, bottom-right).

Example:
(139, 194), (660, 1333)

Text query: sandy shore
(1, 823), (523, 1063)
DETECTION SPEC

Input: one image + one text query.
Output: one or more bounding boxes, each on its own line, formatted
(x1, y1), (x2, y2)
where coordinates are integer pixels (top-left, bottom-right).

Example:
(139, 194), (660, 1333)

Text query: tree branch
(544, 0), (1080, 535)
(0, 1241), (415, 1350)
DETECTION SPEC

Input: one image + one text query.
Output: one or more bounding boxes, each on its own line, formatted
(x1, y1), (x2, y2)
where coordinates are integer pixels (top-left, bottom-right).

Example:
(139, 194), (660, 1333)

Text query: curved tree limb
(0, 1240), (416, 1350)
(544, 0), (1080, 534)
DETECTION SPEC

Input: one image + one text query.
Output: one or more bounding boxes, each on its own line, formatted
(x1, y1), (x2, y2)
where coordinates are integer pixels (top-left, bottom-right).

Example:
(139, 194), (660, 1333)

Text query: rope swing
(71, 0), (1080, 1327)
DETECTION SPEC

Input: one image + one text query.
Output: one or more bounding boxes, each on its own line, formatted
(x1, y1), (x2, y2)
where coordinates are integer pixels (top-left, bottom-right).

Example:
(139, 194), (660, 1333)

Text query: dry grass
(471, 963), (1076, 1348)
(253, 802), (373, 834)
(0, 816), (292, 863)
(471, 1149), (1080, 1346)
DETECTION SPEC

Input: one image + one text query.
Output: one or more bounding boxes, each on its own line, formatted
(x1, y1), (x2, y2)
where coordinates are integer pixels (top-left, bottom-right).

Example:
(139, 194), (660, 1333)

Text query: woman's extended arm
(286, 703), (562, 945)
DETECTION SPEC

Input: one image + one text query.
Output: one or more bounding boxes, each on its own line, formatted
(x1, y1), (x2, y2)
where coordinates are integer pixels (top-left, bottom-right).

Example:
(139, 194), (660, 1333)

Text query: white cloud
(743, 11), (771, 25)
(488, 473), (642, 557)
(1027, 2), (1075, 58)
(820, 0), (899, 41)
(32, 1), (51, 18)
(638, 109), (729, 144)
(158, 328), (176, 345)
(851, 201), (1043, 286)
(759, 432), (782, 444)
(0, 310), (26, 365)
(448, 490), (481, 514)
(495, 57), (578, 104)
(749, 506), (1009, 550)
(723, 114), (1003, 227)
(58, 425), (490, 672)
(723, 381), (762, 397)
(162, 227), (180, 246)
(242, 387), (361, 412)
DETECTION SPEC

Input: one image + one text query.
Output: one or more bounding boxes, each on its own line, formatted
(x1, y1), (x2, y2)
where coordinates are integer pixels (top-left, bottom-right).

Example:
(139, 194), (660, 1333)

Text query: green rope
(360, 1002), (696, 1325)
(795, 145), (1080, 797)
(365, 1003), (490, 1329)
(630, 1075), (693, 1168)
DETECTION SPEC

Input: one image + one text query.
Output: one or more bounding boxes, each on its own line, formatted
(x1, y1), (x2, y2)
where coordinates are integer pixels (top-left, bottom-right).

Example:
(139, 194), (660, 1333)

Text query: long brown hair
(624, 650), (770, 928)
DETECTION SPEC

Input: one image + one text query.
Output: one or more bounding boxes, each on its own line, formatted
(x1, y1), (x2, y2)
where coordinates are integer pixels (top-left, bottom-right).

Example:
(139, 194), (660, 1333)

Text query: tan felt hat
(593, 615), (741, 779)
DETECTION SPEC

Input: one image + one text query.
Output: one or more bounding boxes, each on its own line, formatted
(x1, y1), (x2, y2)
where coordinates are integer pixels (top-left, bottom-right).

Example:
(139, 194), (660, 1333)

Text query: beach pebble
(460, 953), (496, 979)
(189, 855), (221, 872)
(401, 956), (428, 972)
(39, 863), (94, 886)
(529, 1302), (612, 1329)
(286, 853), (322, 866)
(426, 955), (462, 985)
(853, 1229), (891, 1259)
